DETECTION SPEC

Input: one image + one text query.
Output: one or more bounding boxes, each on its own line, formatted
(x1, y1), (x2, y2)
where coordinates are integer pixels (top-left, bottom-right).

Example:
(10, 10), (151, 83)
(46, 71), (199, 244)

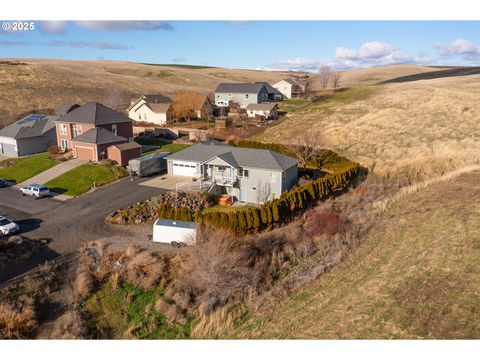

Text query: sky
(1, 21), (480, 71)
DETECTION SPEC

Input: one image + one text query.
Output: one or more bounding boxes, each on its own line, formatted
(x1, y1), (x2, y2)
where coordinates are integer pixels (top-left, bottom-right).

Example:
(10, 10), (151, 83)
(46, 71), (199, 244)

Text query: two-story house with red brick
(54, 102), (139, 162)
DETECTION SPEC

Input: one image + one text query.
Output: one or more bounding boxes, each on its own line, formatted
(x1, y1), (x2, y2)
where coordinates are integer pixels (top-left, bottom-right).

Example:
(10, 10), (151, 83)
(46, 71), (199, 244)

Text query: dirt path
(236, 170), (480, 339)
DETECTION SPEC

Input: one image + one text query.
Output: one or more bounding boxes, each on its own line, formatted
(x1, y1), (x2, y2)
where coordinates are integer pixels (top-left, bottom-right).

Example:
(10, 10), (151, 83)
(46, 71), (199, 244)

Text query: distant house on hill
(128, 94), (173, 125)
(246, 103), (279, 119)
(0, 114), (58, 157)
(214, 82), (282, 108)
(273, 78), (308, 99)
(191, 94), (214, 119)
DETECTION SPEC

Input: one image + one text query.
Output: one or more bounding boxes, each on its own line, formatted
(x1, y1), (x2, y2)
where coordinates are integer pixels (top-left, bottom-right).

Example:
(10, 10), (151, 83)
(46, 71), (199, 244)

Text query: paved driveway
(0, 177), (168, 282)
(139, 174), (192, 190)
(16, 158), (88, 188)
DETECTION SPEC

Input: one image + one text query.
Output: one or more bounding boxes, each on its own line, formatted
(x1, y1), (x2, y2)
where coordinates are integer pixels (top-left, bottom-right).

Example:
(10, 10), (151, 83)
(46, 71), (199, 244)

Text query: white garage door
(172, 161), (197, 176)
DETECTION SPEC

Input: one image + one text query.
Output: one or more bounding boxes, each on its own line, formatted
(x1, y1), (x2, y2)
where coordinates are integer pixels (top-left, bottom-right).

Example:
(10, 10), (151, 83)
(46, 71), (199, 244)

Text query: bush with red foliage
(305, 210), (348, 237)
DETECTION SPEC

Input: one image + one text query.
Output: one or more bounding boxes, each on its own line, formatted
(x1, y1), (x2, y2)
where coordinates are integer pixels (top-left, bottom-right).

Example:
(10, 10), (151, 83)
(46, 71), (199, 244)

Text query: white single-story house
(246, 103), (279, 119)
(153, 218), (197, 244)
(128, 95), (173, 125)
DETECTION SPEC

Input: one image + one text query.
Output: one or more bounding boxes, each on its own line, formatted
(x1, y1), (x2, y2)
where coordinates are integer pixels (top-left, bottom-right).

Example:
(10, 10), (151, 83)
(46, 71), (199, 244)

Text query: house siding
(0, 137), (18, 157)
(128, 101), (171, 125)
(273, 80), (292, 99)
(215, 87), (270, 109)
(0, 127), (57, 158)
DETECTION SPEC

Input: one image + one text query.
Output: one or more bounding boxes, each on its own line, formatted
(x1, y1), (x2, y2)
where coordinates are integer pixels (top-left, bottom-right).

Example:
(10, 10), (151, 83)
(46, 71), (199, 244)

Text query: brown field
(235, 170), (480, 339)
(254, 71), (480, 182)
(0, 58), (307, 127)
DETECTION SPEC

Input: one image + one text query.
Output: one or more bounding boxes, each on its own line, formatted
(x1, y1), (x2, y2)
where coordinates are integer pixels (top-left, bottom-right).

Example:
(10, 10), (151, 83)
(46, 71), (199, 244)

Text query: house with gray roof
(54, 102), (136, 162)
(166, 141), (298, 203)
(214, 82), (283, 108)
(0, 114), (58, 157)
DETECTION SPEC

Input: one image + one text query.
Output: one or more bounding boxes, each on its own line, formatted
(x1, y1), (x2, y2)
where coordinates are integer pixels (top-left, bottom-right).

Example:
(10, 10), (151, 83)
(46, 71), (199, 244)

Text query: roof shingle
(166, 143), (298, 171)
(58, 102), (132, 125)
(71, 127), (127, 145)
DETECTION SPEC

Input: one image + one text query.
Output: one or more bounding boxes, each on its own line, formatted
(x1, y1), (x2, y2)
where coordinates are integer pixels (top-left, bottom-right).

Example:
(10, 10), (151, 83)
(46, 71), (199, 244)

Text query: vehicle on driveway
(19, 184), (50, 199)
(0, 216), (19, 236)
(0, 178), (7, 188)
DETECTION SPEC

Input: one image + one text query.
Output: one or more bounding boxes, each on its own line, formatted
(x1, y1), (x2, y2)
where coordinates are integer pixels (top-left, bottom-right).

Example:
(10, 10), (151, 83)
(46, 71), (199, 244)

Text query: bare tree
(331, 72), (341, 92)
(302, 78), (310, 100)
(287, 132), (323, 170)
(104, 87), (125, 111)
(318, 65), (332, 95)
(256, 180), (272, 204)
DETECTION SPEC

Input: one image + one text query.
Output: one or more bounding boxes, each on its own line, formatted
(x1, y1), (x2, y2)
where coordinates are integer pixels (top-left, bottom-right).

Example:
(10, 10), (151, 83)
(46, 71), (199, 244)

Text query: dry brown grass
(255, 74), (480, 183)
(0, 58), (305, 127)
(234, 170), (480, 339)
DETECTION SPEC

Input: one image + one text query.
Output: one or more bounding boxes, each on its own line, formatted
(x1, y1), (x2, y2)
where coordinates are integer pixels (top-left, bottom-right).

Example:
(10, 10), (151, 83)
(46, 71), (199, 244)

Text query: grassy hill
(0, 58), (307, 127)
(254, 69), (480, 183)
(235, 170), (480, 339)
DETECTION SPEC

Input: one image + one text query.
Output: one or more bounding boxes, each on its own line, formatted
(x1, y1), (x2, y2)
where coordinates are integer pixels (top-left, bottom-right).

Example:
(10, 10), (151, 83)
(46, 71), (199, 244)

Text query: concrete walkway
(16, 158), (88, 188)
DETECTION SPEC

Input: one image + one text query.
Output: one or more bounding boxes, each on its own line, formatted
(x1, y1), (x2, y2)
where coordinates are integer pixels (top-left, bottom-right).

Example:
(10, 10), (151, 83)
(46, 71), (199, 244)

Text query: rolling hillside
(254, 69), (480, 182)
(235, 169), (480, 339)
(0, 58), (307, 127)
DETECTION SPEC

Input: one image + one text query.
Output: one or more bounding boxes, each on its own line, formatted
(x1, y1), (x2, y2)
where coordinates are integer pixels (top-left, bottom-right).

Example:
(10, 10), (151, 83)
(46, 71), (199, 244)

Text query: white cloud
(332, 41), (434, 69)
(266, 41), (433, 72)
(38, 21), (68, 35)
(74, 21), (174, 32)
(37, 21), (174, 35)
(47, 40), (131, 50)
(435, 38), (480, 61)
(264, 57), (322, 72)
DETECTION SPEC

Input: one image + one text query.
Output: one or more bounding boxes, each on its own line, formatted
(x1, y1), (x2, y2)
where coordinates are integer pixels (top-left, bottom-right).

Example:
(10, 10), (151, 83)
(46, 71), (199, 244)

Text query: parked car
(0, 178), (7, 188)
(19, 184), (50, 199)
(0, 216), (19, 236)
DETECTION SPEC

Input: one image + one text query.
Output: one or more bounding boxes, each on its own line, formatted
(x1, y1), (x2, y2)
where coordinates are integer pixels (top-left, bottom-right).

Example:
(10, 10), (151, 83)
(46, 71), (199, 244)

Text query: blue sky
(1, 21), (480, 71)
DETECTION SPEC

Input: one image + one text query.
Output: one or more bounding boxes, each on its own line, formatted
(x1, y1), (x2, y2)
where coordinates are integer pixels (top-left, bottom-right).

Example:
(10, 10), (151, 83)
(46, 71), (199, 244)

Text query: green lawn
(85, 281), (191, 339)
(0, 153), (58, 184)
(45, 163), (127, 196)
(134, 136), (191, 156)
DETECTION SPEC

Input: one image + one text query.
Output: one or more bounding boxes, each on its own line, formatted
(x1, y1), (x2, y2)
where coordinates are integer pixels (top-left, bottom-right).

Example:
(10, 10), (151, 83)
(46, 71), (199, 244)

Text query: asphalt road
(0, 177), (167, 282)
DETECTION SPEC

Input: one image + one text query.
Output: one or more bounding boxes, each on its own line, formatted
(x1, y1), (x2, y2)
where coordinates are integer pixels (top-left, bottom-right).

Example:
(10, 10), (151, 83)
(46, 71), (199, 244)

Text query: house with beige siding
(273, 78), (308, 99)
(246, 103), (279, 119)
(128, 94), (173, 125)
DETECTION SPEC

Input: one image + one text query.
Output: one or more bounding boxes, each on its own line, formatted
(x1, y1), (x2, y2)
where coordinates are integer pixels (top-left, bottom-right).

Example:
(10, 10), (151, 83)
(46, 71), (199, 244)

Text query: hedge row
(157, 203), (197, 223)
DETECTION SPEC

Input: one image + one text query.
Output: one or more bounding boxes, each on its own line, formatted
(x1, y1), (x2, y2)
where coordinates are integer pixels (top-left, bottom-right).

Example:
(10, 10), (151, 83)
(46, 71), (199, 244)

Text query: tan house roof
(128, 94), (172, 112)
(145, 102), (171, 114)
(109, 142), (141, 151)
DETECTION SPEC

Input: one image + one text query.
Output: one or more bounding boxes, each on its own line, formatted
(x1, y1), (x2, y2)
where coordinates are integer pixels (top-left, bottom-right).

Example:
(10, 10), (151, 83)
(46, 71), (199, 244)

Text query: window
(60, 123), (67, 135)
(138, 114), (142, 120)
(282, 172), (286, 182)
(61, 139), (68, 150)
(240, 169), (249, 178)
(112, 124), (118, 136)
